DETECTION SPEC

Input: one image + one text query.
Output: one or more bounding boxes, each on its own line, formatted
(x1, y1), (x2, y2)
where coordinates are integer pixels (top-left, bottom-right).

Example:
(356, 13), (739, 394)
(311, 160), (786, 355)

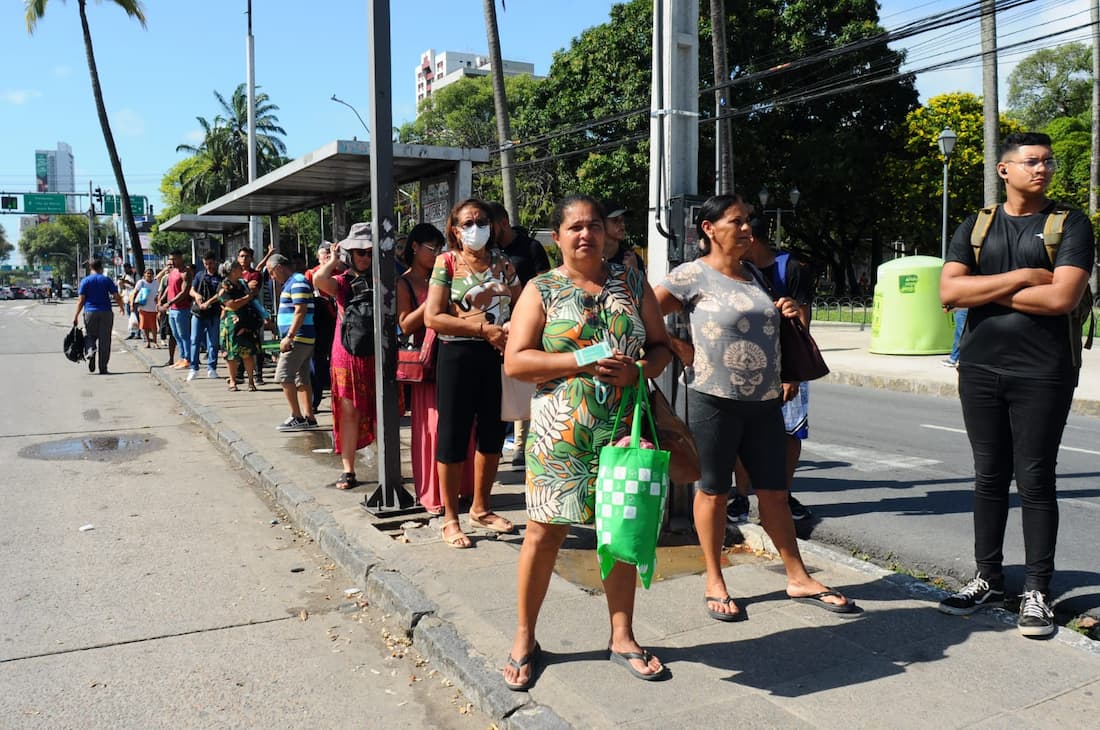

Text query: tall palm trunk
(710, 0), (734, 193)
(483, 0), (517, 222)
(78, 0), (145, 274)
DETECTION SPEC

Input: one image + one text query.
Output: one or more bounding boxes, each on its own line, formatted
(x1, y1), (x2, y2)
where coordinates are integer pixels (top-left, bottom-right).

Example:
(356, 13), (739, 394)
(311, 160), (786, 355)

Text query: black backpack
(63, 325), (85, 362)
(340, 274), (375, 357)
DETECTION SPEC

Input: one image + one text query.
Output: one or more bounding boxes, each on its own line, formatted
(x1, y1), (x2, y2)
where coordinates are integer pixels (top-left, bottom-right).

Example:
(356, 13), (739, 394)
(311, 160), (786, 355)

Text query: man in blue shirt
(72, 258), (126, 374)
(266, 254), (316, 431)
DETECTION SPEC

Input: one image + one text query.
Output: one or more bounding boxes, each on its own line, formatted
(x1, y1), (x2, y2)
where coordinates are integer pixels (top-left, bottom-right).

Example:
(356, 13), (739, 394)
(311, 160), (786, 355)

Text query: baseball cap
(601, 200), (629, 219)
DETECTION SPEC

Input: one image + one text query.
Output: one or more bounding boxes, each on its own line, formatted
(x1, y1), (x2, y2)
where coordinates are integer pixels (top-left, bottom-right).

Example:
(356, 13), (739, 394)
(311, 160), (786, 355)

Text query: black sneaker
(305, 416), (318, 428)
(788, 494), (813, 521)
(726, 494), (750, 525)
(254, 375), (267, 387)
(87, 352), (96, 372)
(937, 575), (1005, 615)
(276, 416), (309, 432)
(1017, 590), (1055, 637)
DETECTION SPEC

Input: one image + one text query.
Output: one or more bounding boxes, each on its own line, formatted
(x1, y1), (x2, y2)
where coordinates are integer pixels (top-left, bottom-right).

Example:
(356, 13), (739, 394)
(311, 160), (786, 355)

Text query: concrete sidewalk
(107, 315), (1099, 729)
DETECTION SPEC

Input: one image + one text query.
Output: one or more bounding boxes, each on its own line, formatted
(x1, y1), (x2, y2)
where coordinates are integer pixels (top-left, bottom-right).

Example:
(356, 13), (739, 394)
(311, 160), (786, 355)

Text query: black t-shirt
(759, 252), (814, 306)
(945, 202), (1095, 379)
(501, 227), (551, 286)
(192, 270), (224, 318)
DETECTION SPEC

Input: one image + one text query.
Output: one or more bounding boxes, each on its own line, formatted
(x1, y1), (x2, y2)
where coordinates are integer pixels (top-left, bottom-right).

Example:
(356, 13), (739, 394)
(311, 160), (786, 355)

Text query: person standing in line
(600, 200), (644, 273)
(266, 254), (317, 431)
(187, 251), (223, 381)
(159, 250), (193, 370)
(235, 247), (273, 387)
(313, 223), (379, 490)
(654, 194), (856, 622)
(488, 201), (552, 469)
(72, 258), (126, 374)
(729, 217), (817, 523)
(306, 241), (339, 412)
(132, 267), (160, 348)
(938, 132), (1094, 637)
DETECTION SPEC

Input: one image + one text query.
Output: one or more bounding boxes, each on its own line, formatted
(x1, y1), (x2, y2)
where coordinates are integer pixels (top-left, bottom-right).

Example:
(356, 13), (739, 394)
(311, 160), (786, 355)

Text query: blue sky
(0, 0), (1092, 261)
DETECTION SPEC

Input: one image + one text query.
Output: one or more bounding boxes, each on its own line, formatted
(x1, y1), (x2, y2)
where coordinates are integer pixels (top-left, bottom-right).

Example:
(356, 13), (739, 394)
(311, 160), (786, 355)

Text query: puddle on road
(553, 530), (770, 592)
(82, 409), (100, 422)
(280, 430), (336, 460)
(19, 434), (166, 462)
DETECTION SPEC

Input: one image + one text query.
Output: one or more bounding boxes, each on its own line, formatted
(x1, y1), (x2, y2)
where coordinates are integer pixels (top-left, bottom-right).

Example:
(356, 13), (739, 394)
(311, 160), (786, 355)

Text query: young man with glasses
(938, 132), (1094, 637)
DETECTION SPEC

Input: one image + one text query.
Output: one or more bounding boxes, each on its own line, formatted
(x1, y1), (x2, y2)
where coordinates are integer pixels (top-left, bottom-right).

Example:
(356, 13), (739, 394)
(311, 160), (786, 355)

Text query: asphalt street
(0, 300), (488, 729)
(792, 381), (1100, 618)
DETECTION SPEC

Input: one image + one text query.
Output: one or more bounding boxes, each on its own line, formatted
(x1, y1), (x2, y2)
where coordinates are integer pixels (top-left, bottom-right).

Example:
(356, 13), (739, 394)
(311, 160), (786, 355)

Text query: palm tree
(483, 0), (517, 221)
(175, 84), (287, 207)
(26, 0), (150, 274)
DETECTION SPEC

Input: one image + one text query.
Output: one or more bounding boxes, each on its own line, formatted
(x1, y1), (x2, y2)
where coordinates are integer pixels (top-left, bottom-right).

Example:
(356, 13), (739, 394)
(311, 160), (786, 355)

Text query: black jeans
(958, 365), (1075, 594)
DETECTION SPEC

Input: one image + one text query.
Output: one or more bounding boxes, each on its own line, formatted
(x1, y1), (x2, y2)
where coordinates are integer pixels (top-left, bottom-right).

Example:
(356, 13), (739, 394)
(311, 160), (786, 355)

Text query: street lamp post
(331, 94), (370, 138)
(938, 128), (957, 259)
(757, 186), (800, 246)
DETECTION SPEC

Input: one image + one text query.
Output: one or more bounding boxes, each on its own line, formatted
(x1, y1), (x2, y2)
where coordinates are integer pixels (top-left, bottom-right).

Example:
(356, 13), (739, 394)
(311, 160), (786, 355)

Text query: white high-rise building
(35, 142), (75, 193)
(415, 49), (538, 107)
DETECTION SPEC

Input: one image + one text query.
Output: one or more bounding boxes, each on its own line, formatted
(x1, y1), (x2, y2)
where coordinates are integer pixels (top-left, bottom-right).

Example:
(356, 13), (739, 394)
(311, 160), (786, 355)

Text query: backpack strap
(970, 205), (998, 266)
(1041, 206), (1070, 265)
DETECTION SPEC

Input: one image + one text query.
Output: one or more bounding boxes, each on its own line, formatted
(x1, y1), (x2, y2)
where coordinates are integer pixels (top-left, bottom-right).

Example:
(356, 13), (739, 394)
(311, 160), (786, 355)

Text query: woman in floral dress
(501, 195), (671, 690)
(217, 259), (259, 391)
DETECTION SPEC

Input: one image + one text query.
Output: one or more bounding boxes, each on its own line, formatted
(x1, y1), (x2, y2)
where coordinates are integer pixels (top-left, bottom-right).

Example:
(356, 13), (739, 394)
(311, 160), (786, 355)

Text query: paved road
(0, 301), (488, 728)
(793, 381), (1100, 617)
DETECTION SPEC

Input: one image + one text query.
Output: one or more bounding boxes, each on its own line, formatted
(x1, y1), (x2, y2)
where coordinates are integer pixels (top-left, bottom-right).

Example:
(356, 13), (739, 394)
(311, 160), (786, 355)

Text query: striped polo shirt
(277, 272), (315, 344)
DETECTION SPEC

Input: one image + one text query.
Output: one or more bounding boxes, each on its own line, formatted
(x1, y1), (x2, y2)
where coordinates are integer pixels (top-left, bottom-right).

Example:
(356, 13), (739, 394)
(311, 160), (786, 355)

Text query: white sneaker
(186, 370), (197, 382)
(207, 370), (219, 379)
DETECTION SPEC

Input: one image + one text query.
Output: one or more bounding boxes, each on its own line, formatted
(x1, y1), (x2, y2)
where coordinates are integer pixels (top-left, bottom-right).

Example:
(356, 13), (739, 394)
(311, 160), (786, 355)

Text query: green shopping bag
(595, 363), (671, 589)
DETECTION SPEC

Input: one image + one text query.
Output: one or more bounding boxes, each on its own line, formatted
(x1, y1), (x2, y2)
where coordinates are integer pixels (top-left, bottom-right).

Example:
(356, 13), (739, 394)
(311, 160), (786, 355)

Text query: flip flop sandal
(704, 595), (744, 622)
(336, 472), (358, 490)
(608, 647), (667, 681)
(790, 589), (860, 614)
(503, 642), (541, 691)
(440, 520), (471, 549)
(469, 511), (515, 534)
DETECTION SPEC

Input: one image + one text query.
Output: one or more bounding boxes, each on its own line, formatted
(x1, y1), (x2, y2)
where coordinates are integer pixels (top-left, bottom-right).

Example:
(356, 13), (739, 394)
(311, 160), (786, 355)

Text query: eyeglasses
(418, 243), (440, 253)
(460, 219), (489, 229)
(350, 248), (372, 256)
(1004, 158), (1058, 171)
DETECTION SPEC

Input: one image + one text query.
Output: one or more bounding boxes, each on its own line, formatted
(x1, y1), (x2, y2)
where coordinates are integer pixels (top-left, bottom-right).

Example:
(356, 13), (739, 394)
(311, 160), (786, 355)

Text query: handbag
(595, 363), (670, 589)
(646, 379), (702, 484)
(396, 328), (438, 383)
(500, 366), (536, 421)
(134, 286), (149, 306)
(63, 325), (85, 362)
(778, 317), (830, 382)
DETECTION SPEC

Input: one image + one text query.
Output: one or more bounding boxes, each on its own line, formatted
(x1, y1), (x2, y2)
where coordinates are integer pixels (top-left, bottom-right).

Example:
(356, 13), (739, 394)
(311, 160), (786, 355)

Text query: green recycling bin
(869, 255), (955, 355)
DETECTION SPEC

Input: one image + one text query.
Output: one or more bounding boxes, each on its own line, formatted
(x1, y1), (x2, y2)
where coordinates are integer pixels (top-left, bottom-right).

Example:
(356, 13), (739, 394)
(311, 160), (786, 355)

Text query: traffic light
(1, 195), (16, 210)
(94, 187), (104, 205)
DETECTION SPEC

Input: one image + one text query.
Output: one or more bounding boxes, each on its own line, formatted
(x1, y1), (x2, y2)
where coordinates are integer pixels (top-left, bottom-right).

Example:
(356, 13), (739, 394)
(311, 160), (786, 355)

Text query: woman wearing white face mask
(425, 198), (523, 548)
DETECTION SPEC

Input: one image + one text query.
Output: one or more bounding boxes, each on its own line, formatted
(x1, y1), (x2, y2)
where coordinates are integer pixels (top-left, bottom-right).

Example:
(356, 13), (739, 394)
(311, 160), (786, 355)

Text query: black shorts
(434, 340), (506, 463)
(689, 389), (786, 496)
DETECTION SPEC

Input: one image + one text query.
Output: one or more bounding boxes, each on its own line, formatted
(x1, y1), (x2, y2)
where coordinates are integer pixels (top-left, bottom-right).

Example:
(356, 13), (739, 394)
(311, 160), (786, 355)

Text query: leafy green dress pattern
(526, 265), (647, 524)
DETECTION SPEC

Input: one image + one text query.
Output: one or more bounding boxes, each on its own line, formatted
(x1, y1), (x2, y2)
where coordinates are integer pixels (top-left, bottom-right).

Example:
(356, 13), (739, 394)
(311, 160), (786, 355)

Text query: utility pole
(1091, 0), (1099, 291)
(87, 180), (94, 274)
(246, 0), (262, 252)
(981, 0), (999, 207)
(709, 0), (733, 193)
(483, 0), (518, 222)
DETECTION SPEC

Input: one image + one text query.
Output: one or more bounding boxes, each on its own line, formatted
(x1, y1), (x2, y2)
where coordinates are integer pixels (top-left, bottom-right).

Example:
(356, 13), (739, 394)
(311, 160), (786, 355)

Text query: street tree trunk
(483, 0), (518, 222)
(79, 0), (145, 274)
(709, 0), (734, 194)
(981, 0), (999, 207)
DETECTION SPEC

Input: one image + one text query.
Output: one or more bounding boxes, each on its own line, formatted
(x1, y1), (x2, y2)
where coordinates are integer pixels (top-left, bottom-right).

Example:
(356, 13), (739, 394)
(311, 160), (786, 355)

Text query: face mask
(461, 224), (491, 250)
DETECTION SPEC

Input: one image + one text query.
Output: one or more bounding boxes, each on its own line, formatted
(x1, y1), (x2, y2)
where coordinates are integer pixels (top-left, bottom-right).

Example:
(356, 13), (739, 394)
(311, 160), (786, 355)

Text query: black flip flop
(336, 472), (358, 490)
(608, 647), (668, 681)
(704, 595), (744, 622)
(790, 589), (859, 614)
(503, 642), (541, 691)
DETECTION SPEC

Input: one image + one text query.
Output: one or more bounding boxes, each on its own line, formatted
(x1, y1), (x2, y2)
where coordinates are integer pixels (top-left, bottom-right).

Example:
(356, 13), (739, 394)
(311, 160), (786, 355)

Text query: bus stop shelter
(195, 138), (490, 515)
(158, 213), (250, 264)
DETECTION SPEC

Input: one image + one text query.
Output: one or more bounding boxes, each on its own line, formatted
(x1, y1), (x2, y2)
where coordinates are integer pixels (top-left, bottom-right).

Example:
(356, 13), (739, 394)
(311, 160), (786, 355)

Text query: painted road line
(801, 442), (940, 472)
(921, 424), (1100, 457)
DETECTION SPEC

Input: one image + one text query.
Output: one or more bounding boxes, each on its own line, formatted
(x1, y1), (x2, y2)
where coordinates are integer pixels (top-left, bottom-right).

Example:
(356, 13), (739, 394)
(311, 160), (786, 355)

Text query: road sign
(103, 195), (147, 217)
(23, 193), (67, 215)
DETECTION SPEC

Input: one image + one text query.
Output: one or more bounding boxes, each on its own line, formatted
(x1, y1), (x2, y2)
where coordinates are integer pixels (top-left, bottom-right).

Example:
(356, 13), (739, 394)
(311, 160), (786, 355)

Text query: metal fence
(811, 296), (874, 326)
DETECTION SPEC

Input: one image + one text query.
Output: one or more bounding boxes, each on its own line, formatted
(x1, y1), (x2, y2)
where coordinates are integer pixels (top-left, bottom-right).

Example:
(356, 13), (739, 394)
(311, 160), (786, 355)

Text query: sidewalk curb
(129, 341), (570, 729)
(740, 523), (1100, 657)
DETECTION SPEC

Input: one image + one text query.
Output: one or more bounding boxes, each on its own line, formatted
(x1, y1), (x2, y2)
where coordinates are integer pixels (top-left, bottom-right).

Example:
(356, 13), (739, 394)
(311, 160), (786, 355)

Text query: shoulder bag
(743, 260), (830, 382)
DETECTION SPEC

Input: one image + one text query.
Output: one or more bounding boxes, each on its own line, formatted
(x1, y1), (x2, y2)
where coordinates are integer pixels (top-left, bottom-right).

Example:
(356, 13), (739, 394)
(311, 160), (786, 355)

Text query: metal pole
(364, 0), (413, 514)
(775, 206), (782, 247)
(941, 158), (950, 259)
(87, 180), (94, 272)
(980, 0), (999, 207)
(246, 0), (261, 252)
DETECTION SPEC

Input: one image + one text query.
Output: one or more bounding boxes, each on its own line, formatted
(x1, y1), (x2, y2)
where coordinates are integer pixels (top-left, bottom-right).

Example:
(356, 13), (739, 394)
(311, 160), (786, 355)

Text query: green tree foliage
(149, 157), (200, 255)
(175, 84), (287, 207)
(0, 223), (12, 262)
(886, 93), (1021, 252)
(1044, 116), (1090, 210)
(1007, 43), (1092, 130)
(398, 74), (550, 225)
(18, 216), (109, 279)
